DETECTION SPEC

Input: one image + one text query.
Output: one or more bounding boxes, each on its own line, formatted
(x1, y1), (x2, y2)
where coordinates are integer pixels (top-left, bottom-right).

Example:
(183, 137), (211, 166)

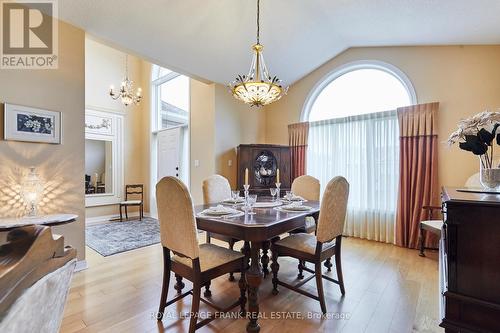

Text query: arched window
(305, 61), (416, 244)
(302, 61), (416, 122)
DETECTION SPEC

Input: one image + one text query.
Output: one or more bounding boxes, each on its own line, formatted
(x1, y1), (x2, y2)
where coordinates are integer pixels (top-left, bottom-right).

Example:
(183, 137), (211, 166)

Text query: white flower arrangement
(447, 110), (500, 169)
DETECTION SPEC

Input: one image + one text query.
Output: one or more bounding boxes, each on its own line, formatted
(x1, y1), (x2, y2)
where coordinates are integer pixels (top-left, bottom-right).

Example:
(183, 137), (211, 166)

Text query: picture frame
(4, 103), (61, 144)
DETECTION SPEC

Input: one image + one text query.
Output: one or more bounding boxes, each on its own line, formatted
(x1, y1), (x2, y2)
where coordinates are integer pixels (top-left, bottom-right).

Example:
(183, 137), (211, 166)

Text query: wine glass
(247, 194), (257, 215)
(231, 190), (240, 202)
(270, 188), (278, 201)
(285, 191), (293, 201)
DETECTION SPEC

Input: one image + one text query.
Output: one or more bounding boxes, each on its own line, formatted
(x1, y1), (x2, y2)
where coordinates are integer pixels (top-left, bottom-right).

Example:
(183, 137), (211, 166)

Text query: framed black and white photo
(4, 103), (61, 144)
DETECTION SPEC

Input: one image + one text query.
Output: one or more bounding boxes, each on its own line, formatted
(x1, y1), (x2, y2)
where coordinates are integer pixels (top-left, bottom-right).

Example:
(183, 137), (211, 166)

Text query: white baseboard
(85, 212), (151, 226)
(75, 260), (88, 272)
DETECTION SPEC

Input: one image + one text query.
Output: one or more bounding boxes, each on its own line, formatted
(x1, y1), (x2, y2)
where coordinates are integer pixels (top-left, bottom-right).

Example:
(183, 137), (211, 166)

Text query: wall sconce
(21, 167), (43, 217)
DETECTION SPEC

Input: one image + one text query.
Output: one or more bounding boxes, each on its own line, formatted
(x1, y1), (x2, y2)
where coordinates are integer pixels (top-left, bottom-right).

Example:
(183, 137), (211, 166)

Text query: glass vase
(479, 159), (500, 190)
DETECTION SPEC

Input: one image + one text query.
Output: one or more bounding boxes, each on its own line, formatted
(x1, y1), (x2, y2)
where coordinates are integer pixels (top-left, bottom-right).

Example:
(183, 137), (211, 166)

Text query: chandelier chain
(256, 0), (260, 44)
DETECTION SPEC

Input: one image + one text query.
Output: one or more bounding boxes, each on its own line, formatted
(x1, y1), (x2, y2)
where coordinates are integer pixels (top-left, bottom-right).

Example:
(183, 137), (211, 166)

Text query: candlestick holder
(243, 184), (250, 209)
(275, 182), (281, 200)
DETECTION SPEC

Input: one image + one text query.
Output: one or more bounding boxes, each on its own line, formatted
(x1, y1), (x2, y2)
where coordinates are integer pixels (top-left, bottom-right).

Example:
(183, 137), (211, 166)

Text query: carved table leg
(242, 241), (251, 270)
(246, 241), (263, 332)
(174, 274), (184, 294)
(261, 240), (270, 278)
(204, 280), (212, 297)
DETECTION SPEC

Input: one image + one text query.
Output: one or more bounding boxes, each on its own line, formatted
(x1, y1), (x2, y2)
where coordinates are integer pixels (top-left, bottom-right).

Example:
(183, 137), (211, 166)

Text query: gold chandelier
(109, 55), (142, 106)
(229, 0), (288, 107)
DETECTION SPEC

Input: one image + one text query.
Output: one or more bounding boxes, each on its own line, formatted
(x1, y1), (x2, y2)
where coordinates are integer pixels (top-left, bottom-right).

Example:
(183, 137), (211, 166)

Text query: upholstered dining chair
(271, 176), (349, 314)
(119, 184), (144, 221)
(289, 175), (326, 277)
(202, 175), (241, 281)
(290, 175), (321, 234)
(156, 176), (246, 333)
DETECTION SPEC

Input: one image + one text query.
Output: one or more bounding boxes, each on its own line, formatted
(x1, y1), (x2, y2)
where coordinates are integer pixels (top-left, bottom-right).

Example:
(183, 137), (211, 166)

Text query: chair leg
(238, 266), (247, 317)
(203, 281), (212, 297)
(335, 236), (346, 295)
(324, 258), (333, 272)
(229, 239), (236, 281)
(297, 260), (304, 279)
(189, 282), (201, 333)
(119, 205), (123, 222)
(315, 262), (327, 314)
(174, 274), (184, 294)
(125, 206), (128, 220)
(271, 249), (280, 295)
(139, 204), (143, 221)
(419, 225), (426, 257)
(206, 232), (211, 244)
(158, 248), (171, 320)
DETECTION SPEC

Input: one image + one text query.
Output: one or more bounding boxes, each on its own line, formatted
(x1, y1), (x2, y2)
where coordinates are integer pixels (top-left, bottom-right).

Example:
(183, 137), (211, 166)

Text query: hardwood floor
(61, 236), (442, 333)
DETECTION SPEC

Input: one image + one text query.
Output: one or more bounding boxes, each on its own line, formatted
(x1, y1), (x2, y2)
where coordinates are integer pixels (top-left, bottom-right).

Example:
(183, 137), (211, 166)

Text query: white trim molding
(300, 60), (417, 122)
(85, 212), (151, 226)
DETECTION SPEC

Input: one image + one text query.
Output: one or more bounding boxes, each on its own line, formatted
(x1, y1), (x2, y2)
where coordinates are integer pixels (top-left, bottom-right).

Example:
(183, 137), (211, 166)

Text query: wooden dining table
(195, 200), (320, 332)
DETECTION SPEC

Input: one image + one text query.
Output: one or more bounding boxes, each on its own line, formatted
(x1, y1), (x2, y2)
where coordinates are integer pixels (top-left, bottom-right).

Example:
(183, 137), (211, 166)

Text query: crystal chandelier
(109, 54), (142, 106)
(229, 0), (288, 107)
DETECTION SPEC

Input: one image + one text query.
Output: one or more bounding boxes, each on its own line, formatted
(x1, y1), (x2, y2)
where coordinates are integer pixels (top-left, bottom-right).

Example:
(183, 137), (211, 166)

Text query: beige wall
(214, 84), (266, 188)
(189, 80), (216, 204)
(0, 22), (86, 260)
(85, 38), (151, 218)
(265, 45), (500, 187)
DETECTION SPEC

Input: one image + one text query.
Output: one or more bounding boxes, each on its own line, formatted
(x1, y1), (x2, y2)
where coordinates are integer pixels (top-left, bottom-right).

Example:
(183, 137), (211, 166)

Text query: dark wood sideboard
(440, 187), (500, 333)
(237, 144), (291, 195)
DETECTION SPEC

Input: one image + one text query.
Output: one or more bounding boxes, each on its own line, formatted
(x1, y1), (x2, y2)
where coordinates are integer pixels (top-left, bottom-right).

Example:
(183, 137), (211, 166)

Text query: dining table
(195, 199), (320, 332)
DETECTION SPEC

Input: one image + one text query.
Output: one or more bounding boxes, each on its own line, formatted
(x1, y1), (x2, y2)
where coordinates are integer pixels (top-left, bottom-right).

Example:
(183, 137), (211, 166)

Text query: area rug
(85, 217), (160, 256)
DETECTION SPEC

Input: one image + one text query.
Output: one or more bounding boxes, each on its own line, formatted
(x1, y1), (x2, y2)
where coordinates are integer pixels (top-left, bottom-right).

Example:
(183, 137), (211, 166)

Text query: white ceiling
(59, 0), (500, 85)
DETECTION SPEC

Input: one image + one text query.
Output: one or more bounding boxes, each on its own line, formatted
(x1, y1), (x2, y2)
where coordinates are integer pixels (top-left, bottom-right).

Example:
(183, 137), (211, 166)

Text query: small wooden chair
(119, 184), (144, 221)
(271, 176), (349, 314)
(419, 205), (443, 257)
(202, 175), (241, 281)
(156, 177), (247, 333)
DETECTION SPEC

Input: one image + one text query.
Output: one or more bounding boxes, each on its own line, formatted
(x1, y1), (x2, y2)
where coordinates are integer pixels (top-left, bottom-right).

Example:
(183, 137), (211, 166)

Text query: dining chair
(271, 176), (349, 314)
(119, 184), (144, 221)
(202, 175), (241, 282)
(156, 176), (246, 333)
(289, 175), (326, 277)
(418, 205), (443, 257)
(290, 175), (320, 234)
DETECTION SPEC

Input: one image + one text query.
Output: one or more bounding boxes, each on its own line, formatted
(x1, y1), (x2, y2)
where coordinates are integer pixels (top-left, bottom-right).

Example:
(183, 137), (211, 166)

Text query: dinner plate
(222, 198), (245, 204)
(253, 201), (282, 208)
(275, 205), (312, 212)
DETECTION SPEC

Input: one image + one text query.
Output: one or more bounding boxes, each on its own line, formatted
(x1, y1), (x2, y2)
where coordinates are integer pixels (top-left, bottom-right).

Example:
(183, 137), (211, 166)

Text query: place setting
(197, 204), (244, 219)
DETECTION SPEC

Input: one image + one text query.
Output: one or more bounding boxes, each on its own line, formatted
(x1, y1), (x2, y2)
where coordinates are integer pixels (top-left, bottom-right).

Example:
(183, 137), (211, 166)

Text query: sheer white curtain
(307, 110), (399, 243)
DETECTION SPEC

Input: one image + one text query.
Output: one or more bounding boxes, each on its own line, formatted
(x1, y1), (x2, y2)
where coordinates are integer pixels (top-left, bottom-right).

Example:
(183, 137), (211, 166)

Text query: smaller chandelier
(229, 0), (288, 107)
(110, 54), (142, 106)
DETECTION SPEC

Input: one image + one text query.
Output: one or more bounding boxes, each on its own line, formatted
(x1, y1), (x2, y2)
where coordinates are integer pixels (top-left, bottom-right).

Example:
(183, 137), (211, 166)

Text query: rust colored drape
(288, 122), (309, 180)
(396, 102), (440, 249)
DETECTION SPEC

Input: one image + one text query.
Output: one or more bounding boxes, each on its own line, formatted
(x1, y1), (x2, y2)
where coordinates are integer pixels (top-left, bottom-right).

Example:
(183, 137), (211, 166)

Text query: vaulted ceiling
(59, 0), (500, 85)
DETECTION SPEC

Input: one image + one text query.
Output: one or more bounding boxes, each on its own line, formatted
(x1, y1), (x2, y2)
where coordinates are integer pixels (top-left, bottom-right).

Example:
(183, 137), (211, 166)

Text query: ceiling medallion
(109, 54), (142, 106)
(229, 0), (288, 107)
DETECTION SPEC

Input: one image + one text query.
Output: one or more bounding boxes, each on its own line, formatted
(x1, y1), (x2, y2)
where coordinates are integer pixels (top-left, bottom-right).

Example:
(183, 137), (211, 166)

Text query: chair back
(291, 175), (320, 201)
(156, 177), (199, 259)
(316, 176), (349, 243)
(202, 175), (231, 205)
(125, 184), (144, 202)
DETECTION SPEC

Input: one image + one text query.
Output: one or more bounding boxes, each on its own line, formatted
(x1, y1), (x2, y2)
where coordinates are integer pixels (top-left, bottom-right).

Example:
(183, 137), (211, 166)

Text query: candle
(276, 168), (280, 183)
(245, 168), (249, 186)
